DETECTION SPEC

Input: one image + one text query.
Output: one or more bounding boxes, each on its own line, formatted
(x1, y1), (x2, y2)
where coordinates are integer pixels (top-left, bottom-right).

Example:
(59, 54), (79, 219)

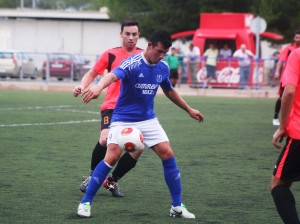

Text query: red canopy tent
(171, 13), (283, 55)
(171, 13), (283, 88)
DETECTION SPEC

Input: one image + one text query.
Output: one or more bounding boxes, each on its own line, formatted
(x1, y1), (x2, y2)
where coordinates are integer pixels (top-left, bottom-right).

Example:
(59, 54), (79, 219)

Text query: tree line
(1, 0), (299, 43)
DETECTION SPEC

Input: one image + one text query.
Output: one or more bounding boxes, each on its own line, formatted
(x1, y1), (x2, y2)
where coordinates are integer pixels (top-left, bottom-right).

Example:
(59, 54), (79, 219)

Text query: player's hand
(274, 71), (280, 80)
(188, 108), (204, 122)
(272, 128), (286, 149)
(73, 86), (82, 97)
(81, 85), (102, 104)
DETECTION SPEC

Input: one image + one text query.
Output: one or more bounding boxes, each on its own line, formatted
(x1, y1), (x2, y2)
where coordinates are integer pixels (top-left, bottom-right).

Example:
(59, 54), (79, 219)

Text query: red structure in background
(171, 13), (283, 88)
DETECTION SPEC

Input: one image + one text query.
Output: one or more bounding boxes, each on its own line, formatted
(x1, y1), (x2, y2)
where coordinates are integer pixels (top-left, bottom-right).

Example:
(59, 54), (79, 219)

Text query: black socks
(274, 97), (281, 119)
(271, 185), (300, 224)
(90, 142), (137, 183)
(111, 152), (137, 181)
(91, 141), (107, 172)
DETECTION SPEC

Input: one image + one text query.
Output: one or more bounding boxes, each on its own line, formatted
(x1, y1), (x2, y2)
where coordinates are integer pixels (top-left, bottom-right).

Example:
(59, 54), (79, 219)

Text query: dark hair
(294, 29), (300, 36)
(121, 19), (139, 32)
(149, 30), (172, 49)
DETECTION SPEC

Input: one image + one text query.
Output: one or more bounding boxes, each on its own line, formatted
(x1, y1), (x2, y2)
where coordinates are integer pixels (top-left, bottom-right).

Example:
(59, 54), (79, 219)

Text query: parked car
(0, 51), (38, 79)
(42, 53), (90, 81)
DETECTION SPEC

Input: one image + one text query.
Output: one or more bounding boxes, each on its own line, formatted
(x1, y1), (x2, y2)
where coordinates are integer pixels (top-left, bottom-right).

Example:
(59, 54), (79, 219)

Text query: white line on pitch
(0, 105), (76, 111)
(0, 119), (100, 127)
(54, 109), (99, 114)
(0, 105), (98, 114)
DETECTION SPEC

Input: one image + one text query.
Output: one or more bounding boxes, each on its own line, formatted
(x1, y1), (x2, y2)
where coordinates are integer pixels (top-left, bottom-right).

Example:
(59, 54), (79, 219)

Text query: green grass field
(0, 90), (298, 224)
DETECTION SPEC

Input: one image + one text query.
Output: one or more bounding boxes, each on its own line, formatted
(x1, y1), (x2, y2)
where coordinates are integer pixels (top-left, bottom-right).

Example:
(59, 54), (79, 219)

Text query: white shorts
(107, 118), (169, 148)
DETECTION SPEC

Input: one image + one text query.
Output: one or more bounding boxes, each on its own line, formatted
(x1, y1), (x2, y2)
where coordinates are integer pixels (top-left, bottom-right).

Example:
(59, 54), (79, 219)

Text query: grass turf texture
(0, 90), (299, 224)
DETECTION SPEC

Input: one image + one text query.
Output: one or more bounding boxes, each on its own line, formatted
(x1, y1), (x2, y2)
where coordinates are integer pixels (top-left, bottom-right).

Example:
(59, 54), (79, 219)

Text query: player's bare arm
(274, 60), (283, 80)
(73, 69), (99, 97)
(81, 72), (118, 104)
(272, 84), (295, 149)
(163, 89), (204, 122)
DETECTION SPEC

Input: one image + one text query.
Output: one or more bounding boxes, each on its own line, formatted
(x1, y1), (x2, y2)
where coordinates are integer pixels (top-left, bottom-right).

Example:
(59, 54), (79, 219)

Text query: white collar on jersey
(142, 52), (156, 66)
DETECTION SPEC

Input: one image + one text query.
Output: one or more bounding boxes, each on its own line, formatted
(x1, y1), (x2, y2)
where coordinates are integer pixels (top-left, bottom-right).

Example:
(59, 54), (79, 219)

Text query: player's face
(121, 26), (140, 51)
(147, 42), (169, 64)
(294, 34), (300, 46)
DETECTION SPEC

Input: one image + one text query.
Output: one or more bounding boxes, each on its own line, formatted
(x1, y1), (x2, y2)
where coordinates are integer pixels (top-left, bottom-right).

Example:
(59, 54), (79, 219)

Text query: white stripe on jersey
(161, 60), (170, 71)
(119, 53), (143, 70)
(161, 60), (169, 67)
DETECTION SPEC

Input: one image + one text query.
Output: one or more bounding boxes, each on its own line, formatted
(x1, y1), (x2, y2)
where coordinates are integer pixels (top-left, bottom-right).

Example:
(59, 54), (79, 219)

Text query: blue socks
(81, 160), (112, 204)
(162, 157), (182, 206)
(81, 157), (182, 207)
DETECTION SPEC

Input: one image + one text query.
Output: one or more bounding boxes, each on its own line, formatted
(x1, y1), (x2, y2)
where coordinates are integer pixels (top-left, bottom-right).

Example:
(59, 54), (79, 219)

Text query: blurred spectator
(219, 43), (232, 58)
(203, 43), (219, 88)
(188, 43), (200, 88)
(166, 47), (180, 87)
(270, 45), (282, 87)
(233, 44), (254, 89)
(176, 47), (186, 86)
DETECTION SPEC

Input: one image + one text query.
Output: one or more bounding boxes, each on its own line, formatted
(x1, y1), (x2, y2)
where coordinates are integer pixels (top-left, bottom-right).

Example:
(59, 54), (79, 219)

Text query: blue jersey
(111, 52), (173, 122)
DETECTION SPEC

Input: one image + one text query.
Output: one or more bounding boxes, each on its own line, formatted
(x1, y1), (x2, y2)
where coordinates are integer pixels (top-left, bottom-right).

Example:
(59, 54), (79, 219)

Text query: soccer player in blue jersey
(77, 30), (204, 219)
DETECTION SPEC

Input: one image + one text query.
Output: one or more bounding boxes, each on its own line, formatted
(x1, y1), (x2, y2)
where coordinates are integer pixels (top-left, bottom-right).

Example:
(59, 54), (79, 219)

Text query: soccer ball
(117, 127), (144, 152)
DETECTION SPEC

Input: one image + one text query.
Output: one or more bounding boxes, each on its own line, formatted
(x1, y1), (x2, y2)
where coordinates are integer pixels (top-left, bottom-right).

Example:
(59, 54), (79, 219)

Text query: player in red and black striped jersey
(73, 19), (143, 197)
(272, 30), (300, 126)
(271, 47), (300, 224)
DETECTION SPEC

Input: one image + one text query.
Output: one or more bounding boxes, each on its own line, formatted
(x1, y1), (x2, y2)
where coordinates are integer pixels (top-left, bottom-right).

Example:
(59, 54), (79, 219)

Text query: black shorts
(273, 137), (300, 182)
(169, 69), (179, 79)
(278, 83), (284, 97)
(100, 109), (113, 131)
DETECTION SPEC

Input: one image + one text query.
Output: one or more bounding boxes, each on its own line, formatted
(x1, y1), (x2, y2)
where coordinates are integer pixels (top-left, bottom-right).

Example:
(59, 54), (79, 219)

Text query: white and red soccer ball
(117, 127), (144, 152)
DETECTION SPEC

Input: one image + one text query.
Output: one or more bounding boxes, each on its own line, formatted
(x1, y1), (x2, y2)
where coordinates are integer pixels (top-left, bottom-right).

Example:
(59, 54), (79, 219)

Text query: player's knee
(99, 133), (108, 146)
(270, 176), (290, 192)
(270, 176), (278, 191)
(104, 146), (122, 166)
(129, 147), (144, 160)
(159, 149), (174, 160)
(270, 181), (275, 192)
(99, 129), (109, 146)
(99, 138), (107, 146)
